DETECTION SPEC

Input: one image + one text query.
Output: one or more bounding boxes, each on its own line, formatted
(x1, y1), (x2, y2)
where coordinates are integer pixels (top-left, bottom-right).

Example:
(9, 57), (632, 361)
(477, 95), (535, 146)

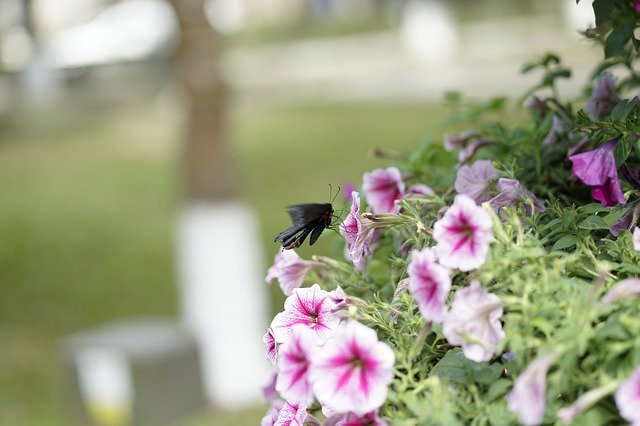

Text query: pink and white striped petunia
(442, 281), (504, 362)
(324, 411), (388, 426)
(266, 250), (323, 296)
(407, 248), (451, 323)
(261, 400), (284, 426)
(362, 167), (405, 214)
(340, 191), (377, 269)
(262, 367), (279, 402)
(274, 401), (308, 426)
(454, 160), (497, 203)
(615, 365), (640, 425)
(433, 194), (494, 271)
(264, 328), (278, 365)
(309, 321), (395, 416)
(271, 283), (341, 345)
(275, 328), (319, 406)
(506, 352), (559, 426)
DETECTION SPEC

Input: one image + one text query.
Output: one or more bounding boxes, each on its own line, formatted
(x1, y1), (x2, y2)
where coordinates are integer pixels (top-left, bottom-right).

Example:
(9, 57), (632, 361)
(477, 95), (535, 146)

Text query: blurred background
(0, 0), (599, 424)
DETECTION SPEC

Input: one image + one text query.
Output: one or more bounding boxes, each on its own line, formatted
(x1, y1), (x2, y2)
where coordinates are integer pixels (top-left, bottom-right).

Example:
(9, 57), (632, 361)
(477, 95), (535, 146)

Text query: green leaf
(430, 349), (503, 386)
(541, 52), (560, 67)
(542, 68), (572, 86)
(610, 99), (629, 121)
(552, 235), (578, 251)
(485, 379), (512, 403)
(615, 134), (633, 165)
(592, 0), (615, 28)
(604, 20), (635, 58)
(578, 215), (610, 230)
(521, 62), (538, 74)
(578, 203), (610, 214)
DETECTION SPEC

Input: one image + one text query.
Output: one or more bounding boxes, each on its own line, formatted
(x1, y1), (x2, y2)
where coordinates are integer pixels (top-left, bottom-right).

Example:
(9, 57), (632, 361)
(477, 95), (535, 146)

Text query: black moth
(274, 203), (334, 250)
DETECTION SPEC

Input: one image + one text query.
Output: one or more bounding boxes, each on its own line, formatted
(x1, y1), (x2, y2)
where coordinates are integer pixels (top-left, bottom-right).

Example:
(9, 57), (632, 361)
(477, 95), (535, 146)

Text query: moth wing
(282, 226), (314, 250)
(309, 221), (327, 246)
(286, 203), (333, 225)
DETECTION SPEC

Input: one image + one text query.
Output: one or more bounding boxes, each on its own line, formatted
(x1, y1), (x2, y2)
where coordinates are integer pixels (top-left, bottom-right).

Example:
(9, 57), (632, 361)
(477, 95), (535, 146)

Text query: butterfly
(274, 203), (334, 250)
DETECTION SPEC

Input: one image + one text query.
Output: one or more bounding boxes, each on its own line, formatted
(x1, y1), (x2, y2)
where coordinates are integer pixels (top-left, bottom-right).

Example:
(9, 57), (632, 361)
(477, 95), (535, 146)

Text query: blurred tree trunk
(170, 0), (237, 201)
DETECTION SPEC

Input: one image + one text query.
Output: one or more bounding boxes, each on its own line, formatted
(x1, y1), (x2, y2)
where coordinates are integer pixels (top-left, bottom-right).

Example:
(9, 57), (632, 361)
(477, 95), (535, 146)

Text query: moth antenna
(331, 186), (341, 204)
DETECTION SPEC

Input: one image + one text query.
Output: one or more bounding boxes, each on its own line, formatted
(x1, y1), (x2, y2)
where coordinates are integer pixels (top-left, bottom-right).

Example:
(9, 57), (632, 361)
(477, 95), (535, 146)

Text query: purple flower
(524, 96), (549, 120)
(636, 0), (640, 13)
(615, 366), (640, 425)
(458, 139), (494, 165)
(340, 191), (377, 269)
(442, 281), (504, 362)
(407, 248), (451, 323)
(264, 328), (278, 365)
(600, 278), (640, 307)
(325, 411), (388, 426)
(362, 167), (405, 214)
(557, 384), (618, 426)
(275, 328), (319, 405)
(443, 130), (478, 152)
(266, 250), (323, 296)
(488, 178), (545, 217)
(343, 182), (356, 203)
(634, 227), (640, 250)
(568, 139), (626, 207)
(454, 160), (497, 203)
(506, 352), (559, 426)
(274, 401), (308, 426)
(271, 283), (341, 345)
(586, 73), (619, 120)
(262, 401), (284, 426)
(433, 195), (494, 271)
(543, 115), (568, 146)
(406, 184), (435, 197)
(309, 321), (395, 416)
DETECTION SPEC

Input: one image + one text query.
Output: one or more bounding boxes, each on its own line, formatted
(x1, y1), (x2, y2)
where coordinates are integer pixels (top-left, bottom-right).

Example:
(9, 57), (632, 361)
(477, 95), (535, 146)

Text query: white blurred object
(1, 25), (33, 71)
(562, 0), (595, 33)
(400, 0), (458, 63)
(44, 0), (177, 69)
(204, 0), (247, 35)
(177, 201), (270, 407)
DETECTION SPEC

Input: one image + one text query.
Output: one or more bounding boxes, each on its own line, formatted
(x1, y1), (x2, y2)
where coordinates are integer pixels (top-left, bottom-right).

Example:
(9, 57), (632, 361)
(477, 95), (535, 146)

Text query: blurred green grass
(0, 101), (448, 425)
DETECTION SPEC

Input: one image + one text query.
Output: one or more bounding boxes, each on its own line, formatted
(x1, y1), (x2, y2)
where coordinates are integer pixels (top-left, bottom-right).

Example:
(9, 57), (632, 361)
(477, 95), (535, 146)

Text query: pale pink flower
(586, 73), (619, 121)
(488, 178), (545, 217)
(615, 366), (640, 425)
(406, 184), (435, 197)
(340, 191), (377, 269)
(274, 401), (308, 426)
(506, 352), (559, 426)
(309, 321), (395, 416)
(325, 411), (388, 426)
(407, 248), (451, 323)
(264, 328), (278, 365)
(275, 328), (319, 405)
(443, 130), (478, 152)
(634, 227), (640, 251)
(442, 281), (504, 362)
(458, 139), (494, 165)
(266, 250), (322, 296)
(362, 167), (405, 214)
(433, 194), (494, 271)
(600, 278), (640, 307)
(454, 160), (497, 203)
(262, 401), (284, 426)
(271, 283), (341, 345)
(262, 368), (279, 401)
(557, 384), (618, 425)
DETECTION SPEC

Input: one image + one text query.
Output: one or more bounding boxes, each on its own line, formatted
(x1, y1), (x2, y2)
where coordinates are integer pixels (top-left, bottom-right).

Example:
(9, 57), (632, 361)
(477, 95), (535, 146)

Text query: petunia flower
(600, 278), (640, 307)
(309, 321), (395, 416)
(524, 96), (549, 120)
(443, 130), (478, 152)
(615, 365), (640, 425)
(271, 283), (341, 345)
(586, 73), (619, 121)
(568, 139), (626, 207)
(266, 250), (323, 296)
(454, 160), (497, 203)
(275, 328), (319, 406)
(264, 328), (278, 365)
(442, 281), (504, 362)
(343, 181), (356, 204)
(433, 194), (494, 271)
(262, 368), (279, 402)
(557, 383), (618, 425)
(407, 248), (452, 323)
(362, 167), (405, 214)
(324, 411), (388, 426)
(458, 139), (494, 165)
(274, 401), (308, 426)
(610, 201), (640, 236)
(340, 191), (377, 269)
(262, 400), (284, 426)
(636, 0), (640, 13)
(406, 184), (435, 197)
(506, 352), (559, 426)
(543, 115), (568, 146)
(488, 178), (545, 217)
(634, 227), (640, 250)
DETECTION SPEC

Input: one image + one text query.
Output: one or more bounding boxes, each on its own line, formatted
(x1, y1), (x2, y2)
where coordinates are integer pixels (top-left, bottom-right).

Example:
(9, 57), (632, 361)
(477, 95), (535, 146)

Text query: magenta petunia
(442, 281), (504, 362)
(270, 283), (341, 345)
(634, 227), (640, 251)
(454, 160), (497, 203)
(309, 321), (395, 416)
(325, 411), (388, 426)
(585, 73), (619, 121)
(407, 248), (452, 323)
(568, 139), (626, 207)
(506, 352), (559, 426)
(615, 365), (640, 425)
(274, 401), (308, 426)
(433, 194), (494, 271)
(275, 328), (319, 406)
(488, 178), (545, 217)
(362, 167), (405, 214)
(340, 191), (377, 269)
(266, 250), (322, 296)
(636, 0), (640, 13)
(600, 278), (640, 308)
(264, 328), (278, 365)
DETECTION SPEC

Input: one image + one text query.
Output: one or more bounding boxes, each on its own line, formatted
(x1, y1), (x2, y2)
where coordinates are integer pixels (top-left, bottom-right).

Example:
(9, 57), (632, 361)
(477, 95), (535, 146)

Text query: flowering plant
(262, 2), (640, 425)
